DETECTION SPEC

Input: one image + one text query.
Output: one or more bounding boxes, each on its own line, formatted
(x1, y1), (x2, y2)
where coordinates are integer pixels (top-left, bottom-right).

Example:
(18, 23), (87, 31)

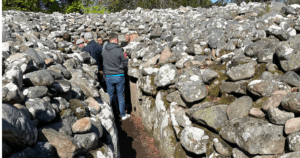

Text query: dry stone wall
(2, 1), (300, 158)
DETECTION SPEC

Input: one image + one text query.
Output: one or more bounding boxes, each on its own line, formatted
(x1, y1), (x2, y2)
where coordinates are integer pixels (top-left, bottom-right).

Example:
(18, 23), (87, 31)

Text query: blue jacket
(83, 40), (103, 70)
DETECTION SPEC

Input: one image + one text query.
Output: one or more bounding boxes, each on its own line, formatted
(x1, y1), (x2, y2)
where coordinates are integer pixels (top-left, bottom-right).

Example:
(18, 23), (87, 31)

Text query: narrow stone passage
(115, 114), (161, 158)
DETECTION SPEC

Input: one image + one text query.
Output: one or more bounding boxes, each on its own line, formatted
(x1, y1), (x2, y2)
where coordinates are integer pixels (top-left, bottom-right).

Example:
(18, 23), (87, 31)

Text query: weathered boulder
(247, 80), (291, 97)
(191, 104), (228, 131)
(2, 103), (37, 148)
(226, 62), (255, 81)
(285, 118), (300, 134)
(281, 92), (300, 113)
(23, 70), (55, 87)
(38, 128), (81, 158)
(178, 80), (208, 103)
(180, 126), (209, 155)
(25, 98), (56, 122)
(261, 91), (288, 111)
(287, 132), (300, 152)
(227, 96), (253, 121)
(74, 133), (99, 153)
(267, 107), (294, 125)
(154, 64), (178, 87)
(72, 117), (92, 134)
(23, 86), (48, 98)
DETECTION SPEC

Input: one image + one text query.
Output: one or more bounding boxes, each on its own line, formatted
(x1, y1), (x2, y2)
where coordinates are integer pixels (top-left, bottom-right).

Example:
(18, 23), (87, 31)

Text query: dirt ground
(115, 115), (161, 158)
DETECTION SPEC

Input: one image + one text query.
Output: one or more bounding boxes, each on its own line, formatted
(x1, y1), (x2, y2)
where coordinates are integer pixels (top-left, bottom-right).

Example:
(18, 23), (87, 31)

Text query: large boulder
(23, 70), (55, 87)
(2, 103), (37, 148)
(191, 104), (228, 131)
(227, 96), (253, 121)
(287, 132), (300, 152)
(226, 62), (255, 81)
(25, 98), (56, 122)
(154, 64), (178, 87)
(178, 80), (208, 103)
(180, 126), (209, 155)
(281, 92), (300, 113)
(38, 129), (81, 158)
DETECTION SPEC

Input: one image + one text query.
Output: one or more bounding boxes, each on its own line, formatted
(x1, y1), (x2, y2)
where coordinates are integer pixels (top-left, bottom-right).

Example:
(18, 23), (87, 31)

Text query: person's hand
(99, 71), (103, 75)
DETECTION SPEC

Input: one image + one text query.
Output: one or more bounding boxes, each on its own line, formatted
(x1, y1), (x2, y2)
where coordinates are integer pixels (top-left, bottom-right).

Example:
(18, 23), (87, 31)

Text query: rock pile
(2, 11), (119, 158)
(123, 1), (300, 158)
(2, 1), (300, 158)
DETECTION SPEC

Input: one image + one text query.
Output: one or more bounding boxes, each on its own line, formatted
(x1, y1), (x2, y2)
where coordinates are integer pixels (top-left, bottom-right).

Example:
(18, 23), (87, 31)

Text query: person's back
(102, 42), (127, 75)
(83, 33), (103, 71)
(102, 32), (130, 121)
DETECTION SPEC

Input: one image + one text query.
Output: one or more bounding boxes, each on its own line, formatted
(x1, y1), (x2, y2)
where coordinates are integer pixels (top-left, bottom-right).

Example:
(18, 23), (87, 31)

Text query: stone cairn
(2, 1), (300, 158)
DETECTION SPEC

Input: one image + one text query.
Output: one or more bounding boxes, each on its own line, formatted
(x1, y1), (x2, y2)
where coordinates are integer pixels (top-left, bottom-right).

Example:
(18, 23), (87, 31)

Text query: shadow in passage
(115, 116), (137, 158)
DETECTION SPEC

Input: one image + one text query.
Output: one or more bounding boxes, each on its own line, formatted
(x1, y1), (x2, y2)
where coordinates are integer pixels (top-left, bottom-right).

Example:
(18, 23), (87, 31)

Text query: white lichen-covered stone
(180, 126), (209, 154)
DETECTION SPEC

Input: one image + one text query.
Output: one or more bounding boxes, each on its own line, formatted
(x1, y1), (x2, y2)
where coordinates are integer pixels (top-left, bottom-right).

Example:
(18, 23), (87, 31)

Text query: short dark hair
(109, 33), (118, 42)
(63, 33), (71, 42)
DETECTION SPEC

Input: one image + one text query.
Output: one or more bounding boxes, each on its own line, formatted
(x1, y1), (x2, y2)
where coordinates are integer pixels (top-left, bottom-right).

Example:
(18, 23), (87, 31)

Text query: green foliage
(64, 0), (83, 13)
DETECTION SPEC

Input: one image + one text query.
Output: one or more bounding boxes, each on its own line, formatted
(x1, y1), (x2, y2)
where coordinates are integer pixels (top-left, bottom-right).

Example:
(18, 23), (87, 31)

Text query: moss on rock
(69, 99), (86, 119)
(253, 63), (266, 80)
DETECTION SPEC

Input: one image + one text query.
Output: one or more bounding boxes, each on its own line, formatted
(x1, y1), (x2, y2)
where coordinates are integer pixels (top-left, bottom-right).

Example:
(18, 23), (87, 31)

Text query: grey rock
(23, 86), (48, 98)
(48, 64), (72, 79)
(201, 69), (218, 84)
(2, 83), (24, 104)
(281, 92), (300, 113)
(154, 64), (178, 87)
(180, 126), (209, 155)
(95, 98), (120, 158)
(52, 97), (70, 110)
(24, 48), (46, 69)
(247, 80), (291, 97)
(232, 148), (248, 158)
(166, 91), (187, 108)
(52, 80), (71, 93)
(33, 142), (55, 158)
(47, 70), (63, 80)
(74, 133), (99, 153)
(138, 75), (157, 96)
(8, 147), (36, 158)
(226, 62), (255, 81)
(267, 107), (294, 125)
(178, 80), (208, 103)
(208, 29), (224, 49)
(85, 142), (114, 158)
(231, 117), (285, 154)
(186, 102), (214, 117)
(227, 96), (253, 121)
(287, 132), (300, 152)
(278, 151), (300, 158)
(266, 25), (290, 41)
(2, 66), (23, 89)
(23, 70), (55, 87)
(213, 137), (233, 156)
(282, 71), (300, 87)
(90, 116), (104, 139)
(220, 81), (247, 95)
(4, 53), (36, 74)
(191, 104), (228, 131)
(25, 98), (56, 122)
(2, 103), (37, 148)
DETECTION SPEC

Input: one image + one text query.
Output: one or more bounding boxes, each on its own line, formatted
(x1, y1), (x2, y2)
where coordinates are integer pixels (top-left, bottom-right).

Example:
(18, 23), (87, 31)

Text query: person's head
(84, 32), (93, 43)
(76, 38), (85, 48)
(63, 33), (71, 42)
(125, 34), (130, 42)
(97, 36), (103, 45)
(109, 33), (118, 44)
